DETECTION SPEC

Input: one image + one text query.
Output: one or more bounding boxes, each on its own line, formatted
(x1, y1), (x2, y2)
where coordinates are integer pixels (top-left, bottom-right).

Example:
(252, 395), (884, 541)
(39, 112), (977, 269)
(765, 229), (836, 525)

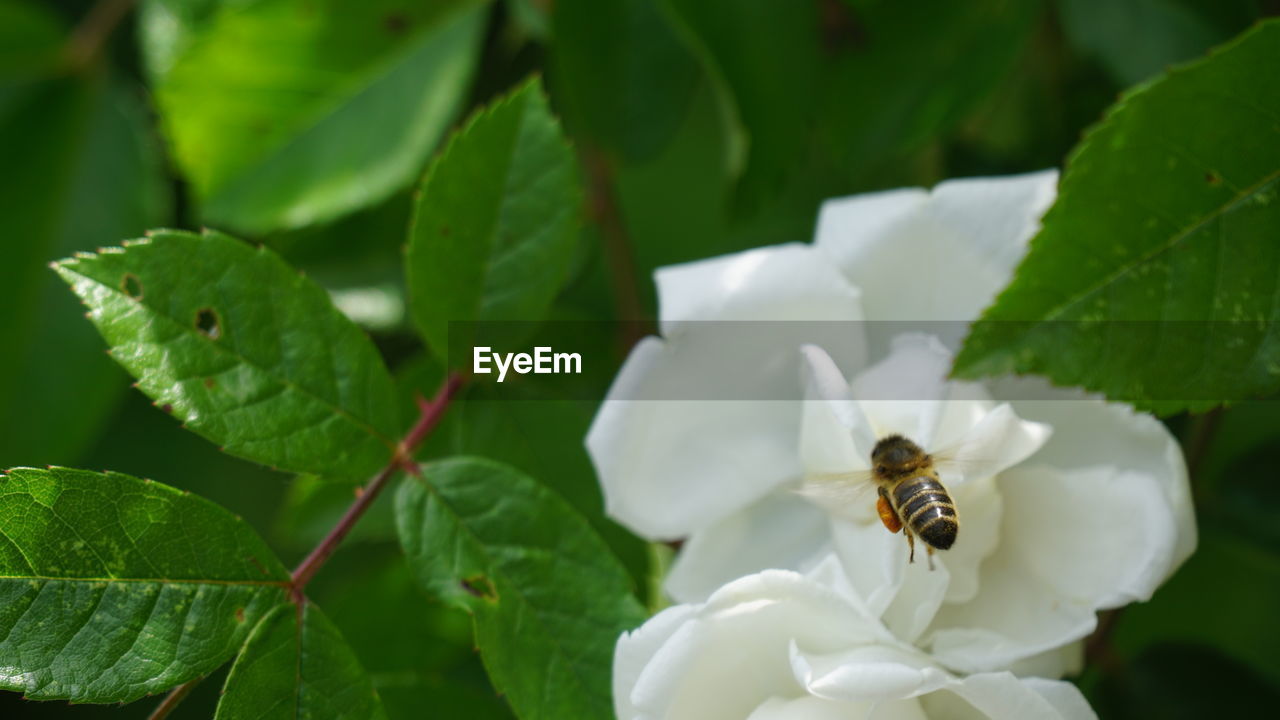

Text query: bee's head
(871, 434), (927, 477)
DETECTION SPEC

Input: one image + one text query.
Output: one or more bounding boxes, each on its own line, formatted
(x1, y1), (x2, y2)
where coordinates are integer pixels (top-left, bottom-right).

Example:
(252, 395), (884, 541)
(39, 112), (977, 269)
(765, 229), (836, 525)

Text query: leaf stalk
(148, 372), (464, 720)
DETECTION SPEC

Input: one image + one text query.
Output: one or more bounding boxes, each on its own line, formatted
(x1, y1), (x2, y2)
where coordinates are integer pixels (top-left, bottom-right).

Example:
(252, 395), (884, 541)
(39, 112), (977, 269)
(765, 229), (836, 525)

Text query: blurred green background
(2, 0), (1278, 717)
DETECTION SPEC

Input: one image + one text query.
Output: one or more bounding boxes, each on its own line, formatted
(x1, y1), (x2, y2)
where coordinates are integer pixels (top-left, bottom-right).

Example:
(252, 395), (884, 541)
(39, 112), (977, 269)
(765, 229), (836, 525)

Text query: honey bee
(869, 434), (957, 569)
(800, 433), (961, 570)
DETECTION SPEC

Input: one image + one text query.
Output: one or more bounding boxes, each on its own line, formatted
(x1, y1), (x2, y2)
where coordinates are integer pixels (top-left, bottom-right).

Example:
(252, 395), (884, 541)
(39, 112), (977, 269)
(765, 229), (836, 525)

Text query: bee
(800, 433), (960, 570)
(869, 434), (957, 569)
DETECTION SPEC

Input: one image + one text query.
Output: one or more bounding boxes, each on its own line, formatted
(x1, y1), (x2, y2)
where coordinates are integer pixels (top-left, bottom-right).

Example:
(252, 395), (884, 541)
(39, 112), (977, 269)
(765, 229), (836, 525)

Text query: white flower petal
(938, 403), (1053, 486)
(940, 476), (1003, 604)
(799, 344), (877, 470)
(815, 170), (1057, 323)
(929, 171), (1059, 280)
(868, 699), (931, 720)
(1000, 464), (1180, 606)
(831, 516), (908, 619)
(588, 382), (803, 539)
(615, 604), (699, 720)
(927, 541), (1097, 672)
(666, 491), (832, 603)
(746, 696), (877, 720)
(851, 334), (953, 445)
(791, 641), (947, 703)
(622, 569), (886, 720)
(920, 673), (1097, 720)
(1007, 642), (1085, 680)
(1019, 677), (1099, 720)
(656, 243), (864, 330)
(992, 379), (1195, 575)
(880, 559), (951, 645)
(590, 246), (870, 540)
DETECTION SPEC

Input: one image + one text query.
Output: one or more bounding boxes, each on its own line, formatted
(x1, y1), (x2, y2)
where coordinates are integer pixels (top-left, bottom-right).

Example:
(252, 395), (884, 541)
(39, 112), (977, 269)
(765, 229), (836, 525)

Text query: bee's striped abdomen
(892, 475), (957, 550)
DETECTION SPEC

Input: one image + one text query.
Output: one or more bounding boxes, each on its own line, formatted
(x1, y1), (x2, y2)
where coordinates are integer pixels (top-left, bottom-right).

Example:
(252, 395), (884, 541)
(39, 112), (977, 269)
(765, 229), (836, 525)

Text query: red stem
(289, 372), (463, 592)
(146, 675), (199, 720)
(149, 372), (464, 720)
(64, 0), (136, 70)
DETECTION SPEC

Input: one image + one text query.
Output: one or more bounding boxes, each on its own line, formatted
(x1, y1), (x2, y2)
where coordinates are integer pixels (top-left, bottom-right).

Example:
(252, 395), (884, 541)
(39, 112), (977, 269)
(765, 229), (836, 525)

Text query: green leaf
(307, 545), (513, 719)
(0, 6), (168, 467)
(0, 0), (62, 74)
(216, 602), (387, 720)
(393, 349), (650, 589)
(662, 0), (1037, 240)
(406, 77), (582, 362)
(821, 0), (1042, 176)
(1058, 0), (1258, 86)
(663, 0), (820, 208)
(550, 0), (701, 162)
(0, 466), (290, 703)
(142, 0), (487, 234)
(953, 20), (1280, 414)
(395, 457), (646, 720)
(1093, 642), (1280, 718)
(612, 82), (734, 310)
(54, 229), (399, 479)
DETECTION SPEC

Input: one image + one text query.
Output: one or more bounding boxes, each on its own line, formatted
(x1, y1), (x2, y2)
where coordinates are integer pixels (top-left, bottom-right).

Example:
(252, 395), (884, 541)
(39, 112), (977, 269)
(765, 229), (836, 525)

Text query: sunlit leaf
(954, 20), (1280, 414)
(406, 78), (582, 361)
(142, 0), (487, 233)
(55, 229), (399, 478)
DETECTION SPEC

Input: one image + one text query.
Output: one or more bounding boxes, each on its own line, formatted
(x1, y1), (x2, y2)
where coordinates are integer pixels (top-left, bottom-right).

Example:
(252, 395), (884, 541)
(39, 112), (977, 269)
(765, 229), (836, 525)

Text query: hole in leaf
(121, 274), (143, 299)
(196, 308), (221, 340)
(461, 575), (498, 602)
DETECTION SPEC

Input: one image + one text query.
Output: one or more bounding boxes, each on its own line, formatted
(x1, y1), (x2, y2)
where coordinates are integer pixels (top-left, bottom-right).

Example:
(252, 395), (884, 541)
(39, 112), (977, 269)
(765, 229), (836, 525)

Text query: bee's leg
(905, 531), (916, 564)
(876, 488), (903, 534)
(926, 545), (936, 572)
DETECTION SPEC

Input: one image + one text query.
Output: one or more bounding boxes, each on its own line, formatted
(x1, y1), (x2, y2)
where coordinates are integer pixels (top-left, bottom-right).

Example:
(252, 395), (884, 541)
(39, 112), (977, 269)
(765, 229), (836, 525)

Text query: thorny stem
(289, 372), (464, 593)
(63, 0), (137, 70)
(148, 373), (465, 720)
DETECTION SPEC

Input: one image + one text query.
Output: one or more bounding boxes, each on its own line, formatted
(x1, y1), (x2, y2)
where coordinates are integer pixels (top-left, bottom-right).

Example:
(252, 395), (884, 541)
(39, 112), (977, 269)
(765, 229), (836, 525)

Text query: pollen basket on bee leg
(876, 493), (903, 533)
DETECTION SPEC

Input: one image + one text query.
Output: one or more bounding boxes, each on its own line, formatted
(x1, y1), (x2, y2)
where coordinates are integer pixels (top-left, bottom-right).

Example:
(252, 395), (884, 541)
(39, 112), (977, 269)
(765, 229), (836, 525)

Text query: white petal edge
(814, 170), (1058, 323)
(665, 490), (833, 603)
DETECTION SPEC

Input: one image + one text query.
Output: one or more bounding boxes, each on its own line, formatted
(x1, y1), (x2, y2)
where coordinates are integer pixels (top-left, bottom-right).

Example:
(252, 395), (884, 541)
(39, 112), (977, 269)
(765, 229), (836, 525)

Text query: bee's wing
(929, 443), (1003, 483)
(794, 469), (878, 511)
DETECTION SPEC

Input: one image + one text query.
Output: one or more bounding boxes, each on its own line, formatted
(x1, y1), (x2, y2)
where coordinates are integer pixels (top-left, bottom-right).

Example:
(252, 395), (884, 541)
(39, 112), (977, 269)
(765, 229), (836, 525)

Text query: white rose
(588, 170), (1196, 680)
(615, 556), (1097, 720)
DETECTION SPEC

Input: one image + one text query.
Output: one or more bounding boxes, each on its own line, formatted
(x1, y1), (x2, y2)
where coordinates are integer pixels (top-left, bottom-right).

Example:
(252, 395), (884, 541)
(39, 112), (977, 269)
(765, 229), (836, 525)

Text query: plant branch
(583, 149), (651, 351)
(290, 372), (464, 593)
(148, 372), (464, 720)
(63, 0), (137, 70)
(147, 676), (200, 720)
(1183, 407), (1223, 483)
